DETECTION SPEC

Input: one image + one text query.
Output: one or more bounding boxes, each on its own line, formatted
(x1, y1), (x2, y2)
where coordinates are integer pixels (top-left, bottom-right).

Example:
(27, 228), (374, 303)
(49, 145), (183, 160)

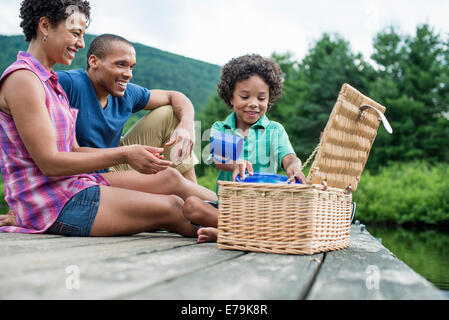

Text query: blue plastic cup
(210, 132), (243, 163)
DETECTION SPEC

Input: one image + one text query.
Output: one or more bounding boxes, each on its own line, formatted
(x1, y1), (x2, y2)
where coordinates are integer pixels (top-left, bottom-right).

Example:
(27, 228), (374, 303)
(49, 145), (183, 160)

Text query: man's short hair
(86, 34), (133, 69)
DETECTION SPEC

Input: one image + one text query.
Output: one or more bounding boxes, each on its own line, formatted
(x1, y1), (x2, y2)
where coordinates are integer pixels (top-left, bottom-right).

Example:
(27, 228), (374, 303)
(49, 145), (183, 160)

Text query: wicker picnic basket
(216, 83), (392, 255)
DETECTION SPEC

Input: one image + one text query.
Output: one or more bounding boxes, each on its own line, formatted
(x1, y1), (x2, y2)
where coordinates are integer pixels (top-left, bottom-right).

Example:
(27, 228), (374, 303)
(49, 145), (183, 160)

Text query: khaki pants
(109, 105), (199, 173)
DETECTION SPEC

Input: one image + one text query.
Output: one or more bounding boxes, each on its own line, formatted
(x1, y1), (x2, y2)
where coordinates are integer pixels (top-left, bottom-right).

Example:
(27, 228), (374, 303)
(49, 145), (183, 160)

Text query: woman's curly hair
(217, 54), (283, 109)
(20, 0), (91, 42)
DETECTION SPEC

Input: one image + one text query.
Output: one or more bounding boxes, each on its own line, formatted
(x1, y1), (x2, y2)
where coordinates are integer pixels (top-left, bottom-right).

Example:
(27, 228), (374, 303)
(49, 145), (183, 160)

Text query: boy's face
(230, 75), (269, 129)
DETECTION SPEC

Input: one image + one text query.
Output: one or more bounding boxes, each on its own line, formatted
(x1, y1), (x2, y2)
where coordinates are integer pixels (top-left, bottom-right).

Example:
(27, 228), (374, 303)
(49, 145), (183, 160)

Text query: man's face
(94, 41), (136, 97)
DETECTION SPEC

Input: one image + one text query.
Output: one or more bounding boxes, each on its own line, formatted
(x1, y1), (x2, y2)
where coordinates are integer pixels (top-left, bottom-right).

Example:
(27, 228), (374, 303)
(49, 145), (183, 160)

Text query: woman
(0, 0), (216, 237)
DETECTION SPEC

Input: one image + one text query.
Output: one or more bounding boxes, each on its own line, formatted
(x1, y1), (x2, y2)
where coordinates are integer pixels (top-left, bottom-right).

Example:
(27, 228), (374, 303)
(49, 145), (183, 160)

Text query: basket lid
(306, 83), (390, 191)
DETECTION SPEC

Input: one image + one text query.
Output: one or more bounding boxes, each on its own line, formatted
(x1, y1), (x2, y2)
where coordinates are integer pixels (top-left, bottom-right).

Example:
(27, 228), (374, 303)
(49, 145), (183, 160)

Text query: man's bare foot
(197, 227), (218, 243)
(0, 214), (17, 227)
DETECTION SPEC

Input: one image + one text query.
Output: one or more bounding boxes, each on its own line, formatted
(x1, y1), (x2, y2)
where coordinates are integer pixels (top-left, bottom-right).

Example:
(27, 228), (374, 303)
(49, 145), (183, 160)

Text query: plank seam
(301, 253), (326, 300)
(114, 251), (248, 299)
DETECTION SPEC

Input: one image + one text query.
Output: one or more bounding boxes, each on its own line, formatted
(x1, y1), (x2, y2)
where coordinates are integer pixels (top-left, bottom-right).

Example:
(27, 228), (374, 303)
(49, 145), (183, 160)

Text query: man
(59, 33), (198, 181)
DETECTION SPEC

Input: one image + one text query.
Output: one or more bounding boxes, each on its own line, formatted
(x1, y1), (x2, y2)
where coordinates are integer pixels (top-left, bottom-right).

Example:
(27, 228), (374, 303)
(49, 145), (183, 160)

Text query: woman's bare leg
(102, 167), (217, 202)
(0, 168), (216, 234)
(0, 214), (16, 227)
(90, 185), (198, 237)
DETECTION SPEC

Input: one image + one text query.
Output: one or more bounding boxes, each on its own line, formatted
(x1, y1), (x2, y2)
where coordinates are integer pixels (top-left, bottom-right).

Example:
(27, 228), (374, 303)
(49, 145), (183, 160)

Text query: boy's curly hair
(217, 54), (283, 109)
(20, 0), (91, 42)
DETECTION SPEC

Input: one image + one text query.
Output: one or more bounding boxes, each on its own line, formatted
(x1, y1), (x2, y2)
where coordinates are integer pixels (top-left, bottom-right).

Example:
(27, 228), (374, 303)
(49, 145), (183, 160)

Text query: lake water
(366, 224), (449, 298)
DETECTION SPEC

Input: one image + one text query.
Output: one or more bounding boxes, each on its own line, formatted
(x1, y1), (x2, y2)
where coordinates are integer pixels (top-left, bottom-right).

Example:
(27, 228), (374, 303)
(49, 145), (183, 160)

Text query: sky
(1, 0), (448, 66)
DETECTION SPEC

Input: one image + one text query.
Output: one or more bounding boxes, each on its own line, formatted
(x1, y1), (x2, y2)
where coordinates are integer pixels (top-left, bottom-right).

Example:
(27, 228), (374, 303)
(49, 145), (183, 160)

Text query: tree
(275, 34), (371, 161)
(368, 25), (449, 167)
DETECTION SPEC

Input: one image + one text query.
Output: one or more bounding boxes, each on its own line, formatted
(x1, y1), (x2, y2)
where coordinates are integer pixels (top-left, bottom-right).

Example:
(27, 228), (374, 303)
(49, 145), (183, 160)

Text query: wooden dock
(0, 225), (446, 300)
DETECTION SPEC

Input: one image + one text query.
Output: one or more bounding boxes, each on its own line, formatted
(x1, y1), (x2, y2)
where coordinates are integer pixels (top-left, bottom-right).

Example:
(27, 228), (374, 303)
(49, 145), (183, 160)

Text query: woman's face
(230, 75), (270, 130)
(45, 11), (87, 66)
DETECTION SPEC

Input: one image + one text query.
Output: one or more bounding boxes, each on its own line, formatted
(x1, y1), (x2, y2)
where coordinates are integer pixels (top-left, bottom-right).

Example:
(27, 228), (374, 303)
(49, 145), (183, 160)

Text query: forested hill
(0, 34), (221, 112)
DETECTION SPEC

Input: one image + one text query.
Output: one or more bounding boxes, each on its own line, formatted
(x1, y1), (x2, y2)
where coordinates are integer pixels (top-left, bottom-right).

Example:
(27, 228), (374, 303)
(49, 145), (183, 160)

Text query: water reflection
(367, 225), (449, 292)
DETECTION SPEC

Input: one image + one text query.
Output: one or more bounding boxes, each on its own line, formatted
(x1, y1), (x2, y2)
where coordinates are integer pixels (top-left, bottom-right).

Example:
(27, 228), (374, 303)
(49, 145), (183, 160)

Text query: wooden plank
(306, 225), (447, 300)
(1, 226), (446, 300)
(0, 231), (174, 255)
(126, 250), (324, 300)
(0, 232), (61, 241)
(0, 241), (242, 299)
(0, 233), (194, 274)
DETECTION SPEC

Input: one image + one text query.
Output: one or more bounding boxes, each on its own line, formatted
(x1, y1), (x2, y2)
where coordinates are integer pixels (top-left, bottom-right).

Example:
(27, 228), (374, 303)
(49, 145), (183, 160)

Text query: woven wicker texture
(216, 83), (386, 255)
(307, 83), (386, 191)
(217, 183), (353, 255)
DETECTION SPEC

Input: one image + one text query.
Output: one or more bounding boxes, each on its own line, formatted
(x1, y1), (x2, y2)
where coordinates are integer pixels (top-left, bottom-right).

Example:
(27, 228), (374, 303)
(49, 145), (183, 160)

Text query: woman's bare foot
(197, 227), (218, 243)
(0, 214), (17, 227)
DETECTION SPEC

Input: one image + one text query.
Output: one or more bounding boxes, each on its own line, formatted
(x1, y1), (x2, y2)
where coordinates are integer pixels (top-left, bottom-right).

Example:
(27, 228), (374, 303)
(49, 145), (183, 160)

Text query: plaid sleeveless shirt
(0, 52), (110, 234)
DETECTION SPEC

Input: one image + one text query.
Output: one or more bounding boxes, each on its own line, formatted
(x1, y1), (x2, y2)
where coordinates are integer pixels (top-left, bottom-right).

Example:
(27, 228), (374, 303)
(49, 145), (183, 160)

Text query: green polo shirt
(209, 112), (296, 186)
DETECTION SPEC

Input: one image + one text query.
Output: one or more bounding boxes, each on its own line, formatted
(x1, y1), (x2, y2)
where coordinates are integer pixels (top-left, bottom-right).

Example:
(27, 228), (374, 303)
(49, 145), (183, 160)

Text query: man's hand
(124, 145), (172, 174)
(145, 90), (195, 165)
(165, 121), (195, 165)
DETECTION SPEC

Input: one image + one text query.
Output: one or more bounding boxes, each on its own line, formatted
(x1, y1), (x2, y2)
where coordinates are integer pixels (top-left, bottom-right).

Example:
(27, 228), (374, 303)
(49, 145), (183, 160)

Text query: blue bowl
(235, 172), (301, 184)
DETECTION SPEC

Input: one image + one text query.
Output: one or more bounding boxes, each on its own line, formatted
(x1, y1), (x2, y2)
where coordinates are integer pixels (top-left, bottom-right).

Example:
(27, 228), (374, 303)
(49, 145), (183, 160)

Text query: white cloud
(0, 1), (21, 35)
(1, 0), (448, 65)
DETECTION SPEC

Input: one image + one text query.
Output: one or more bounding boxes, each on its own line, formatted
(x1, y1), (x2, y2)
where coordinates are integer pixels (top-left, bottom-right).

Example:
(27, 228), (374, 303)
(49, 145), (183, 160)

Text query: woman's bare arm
(4, 70), (171, 176)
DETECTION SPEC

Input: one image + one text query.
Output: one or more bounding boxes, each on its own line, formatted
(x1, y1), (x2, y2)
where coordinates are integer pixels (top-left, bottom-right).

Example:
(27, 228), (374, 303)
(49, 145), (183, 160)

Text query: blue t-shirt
(57, 69), (151, 149)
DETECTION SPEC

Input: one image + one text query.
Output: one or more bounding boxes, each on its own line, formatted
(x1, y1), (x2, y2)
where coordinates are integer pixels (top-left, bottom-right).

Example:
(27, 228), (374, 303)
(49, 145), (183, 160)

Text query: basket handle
(350, 202), (357, 224)
(300, 142), (320, 171)
(358, 104), (393, 134)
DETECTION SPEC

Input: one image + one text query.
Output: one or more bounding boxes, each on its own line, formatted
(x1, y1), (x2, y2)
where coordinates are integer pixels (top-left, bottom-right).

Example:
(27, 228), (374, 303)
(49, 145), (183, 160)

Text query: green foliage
(196, 166), (219, 192)
(0, 35), (28, 69)
(353, 161), (449, 225)
(271, 34), (373, 161)
(197, 93), (231, 134)
(0, 177), (7, 214)
(367, 25), (449, 168)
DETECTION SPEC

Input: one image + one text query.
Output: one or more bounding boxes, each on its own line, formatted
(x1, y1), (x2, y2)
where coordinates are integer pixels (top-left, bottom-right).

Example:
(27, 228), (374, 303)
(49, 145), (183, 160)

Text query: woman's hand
(124, 145), (172, 174)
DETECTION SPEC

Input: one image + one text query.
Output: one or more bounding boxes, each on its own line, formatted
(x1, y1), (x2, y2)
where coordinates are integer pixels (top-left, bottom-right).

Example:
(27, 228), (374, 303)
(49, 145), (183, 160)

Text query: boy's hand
(232, 159), (254, 182)
(283, 154), (307, 184)
(286, 163), (306, 184)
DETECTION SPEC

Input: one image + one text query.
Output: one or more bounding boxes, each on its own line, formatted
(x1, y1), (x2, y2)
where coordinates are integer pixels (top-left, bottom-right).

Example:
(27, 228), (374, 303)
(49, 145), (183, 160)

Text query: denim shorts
(45, 185), (101, 237)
